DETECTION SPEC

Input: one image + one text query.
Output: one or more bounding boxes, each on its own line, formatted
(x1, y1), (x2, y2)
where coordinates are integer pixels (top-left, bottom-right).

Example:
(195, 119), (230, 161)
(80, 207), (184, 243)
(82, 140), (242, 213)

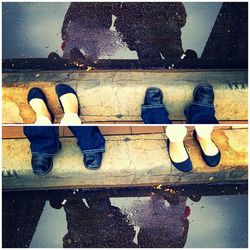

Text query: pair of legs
(23, 126), (105, 174)
(141, 84), (220, 172)
(116, 22), (184, 66)
(29, 84), (81, 124)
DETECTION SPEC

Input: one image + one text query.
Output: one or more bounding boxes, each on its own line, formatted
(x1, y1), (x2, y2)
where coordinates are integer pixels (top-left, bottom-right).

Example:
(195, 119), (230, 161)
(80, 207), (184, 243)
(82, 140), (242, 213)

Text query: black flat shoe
(31, 142), (61, 175)
(144, 87), (164, 106)
(27, 87), (55, 123)
(83, 152), (103, 170)
(192, 83), (215, 106)
(31, 154), (53, 175)
(55, 84), (80, 116)
(166, 139), (192, 173)
(193, 130), (221, 167)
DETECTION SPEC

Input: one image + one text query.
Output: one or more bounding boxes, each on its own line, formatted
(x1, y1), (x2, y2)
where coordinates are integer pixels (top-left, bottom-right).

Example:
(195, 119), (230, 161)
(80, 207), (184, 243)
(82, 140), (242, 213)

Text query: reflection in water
(128, 193), (191, 247)
(2, 2), (223, 59)
(114, 3), (189, 65)
(59, 195), (136, 248)
(61, 3), (124, 63)
(2, 187), (248, 248)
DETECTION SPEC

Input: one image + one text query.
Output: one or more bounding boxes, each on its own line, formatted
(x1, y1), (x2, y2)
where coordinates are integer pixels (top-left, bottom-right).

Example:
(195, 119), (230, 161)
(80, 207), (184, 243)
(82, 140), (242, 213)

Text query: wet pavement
(3, 183), (248, 248)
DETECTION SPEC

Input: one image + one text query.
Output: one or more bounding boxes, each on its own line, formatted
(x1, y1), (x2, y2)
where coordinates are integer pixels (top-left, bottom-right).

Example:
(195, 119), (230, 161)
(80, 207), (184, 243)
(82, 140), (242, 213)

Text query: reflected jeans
(141, 103), (218, 124)
(23, 126), (105, 156)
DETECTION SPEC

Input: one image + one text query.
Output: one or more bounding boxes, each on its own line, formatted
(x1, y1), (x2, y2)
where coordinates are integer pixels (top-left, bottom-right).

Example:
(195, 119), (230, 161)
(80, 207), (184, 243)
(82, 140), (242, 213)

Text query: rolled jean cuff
(31, 151), (54, 156)
(191, 102), (215, 108)
(141, 103), (166, 110)
(81, 147), (105, 154)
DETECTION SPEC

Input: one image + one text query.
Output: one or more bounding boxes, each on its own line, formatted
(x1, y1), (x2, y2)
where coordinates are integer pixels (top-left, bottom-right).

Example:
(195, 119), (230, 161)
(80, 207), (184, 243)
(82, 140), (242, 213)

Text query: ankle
(30, 99), (51, 121)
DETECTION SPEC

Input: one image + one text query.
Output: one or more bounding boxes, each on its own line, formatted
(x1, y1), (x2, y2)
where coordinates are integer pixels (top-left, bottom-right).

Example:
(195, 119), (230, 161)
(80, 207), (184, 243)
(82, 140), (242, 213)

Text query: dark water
(3, 184), (248, 248)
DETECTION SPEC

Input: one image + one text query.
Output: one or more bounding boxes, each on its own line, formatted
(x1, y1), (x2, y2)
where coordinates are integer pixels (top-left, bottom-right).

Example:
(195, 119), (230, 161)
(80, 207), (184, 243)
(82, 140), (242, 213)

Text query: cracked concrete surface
(2, 129), (248, 191)
(2, 70), (248, 123)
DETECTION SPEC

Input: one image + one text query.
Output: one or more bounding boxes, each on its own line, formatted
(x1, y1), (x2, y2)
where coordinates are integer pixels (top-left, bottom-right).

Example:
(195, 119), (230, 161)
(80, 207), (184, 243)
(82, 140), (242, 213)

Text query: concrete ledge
(2, 128), (248, 191)
(2, 70), (248, 123)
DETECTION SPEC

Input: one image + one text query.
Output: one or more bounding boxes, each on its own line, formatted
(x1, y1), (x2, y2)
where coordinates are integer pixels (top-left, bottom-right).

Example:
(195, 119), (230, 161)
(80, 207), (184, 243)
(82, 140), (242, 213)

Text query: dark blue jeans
(23, 126), (105, 155)
(141, 103), (218, 124)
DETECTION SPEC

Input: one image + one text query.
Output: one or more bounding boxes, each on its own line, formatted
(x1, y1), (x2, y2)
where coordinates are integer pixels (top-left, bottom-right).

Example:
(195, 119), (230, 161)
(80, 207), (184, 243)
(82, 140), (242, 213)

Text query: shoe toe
(203, 151), (221, 167)
(84, 153), (102, 169)
(173, 158), (193, 173)
(55, 84), (77, 98)
(144, 87), (163, 106)
(31, 155), (53, 174)
(193, 84), (214, 105)
(27, 87), (46, 103)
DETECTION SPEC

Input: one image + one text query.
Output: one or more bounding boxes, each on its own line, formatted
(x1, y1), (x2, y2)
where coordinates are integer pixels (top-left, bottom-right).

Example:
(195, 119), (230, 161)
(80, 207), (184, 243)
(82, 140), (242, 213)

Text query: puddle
(3, 184), (248, 248)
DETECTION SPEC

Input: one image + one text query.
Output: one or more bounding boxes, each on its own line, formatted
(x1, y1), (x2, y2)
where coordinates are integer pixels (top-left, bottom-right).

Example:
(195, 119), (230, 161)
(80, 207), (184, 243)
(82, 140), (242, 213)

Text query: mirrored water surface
(3, 184), (248, 248)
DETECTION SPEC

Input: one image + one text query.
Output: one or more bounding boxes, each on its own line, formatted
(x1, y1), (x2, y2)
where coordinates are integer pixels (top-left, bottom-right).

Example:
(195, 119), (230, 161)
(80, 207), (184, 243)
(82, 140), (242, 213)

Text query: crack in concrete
(111, 84), (122, 117)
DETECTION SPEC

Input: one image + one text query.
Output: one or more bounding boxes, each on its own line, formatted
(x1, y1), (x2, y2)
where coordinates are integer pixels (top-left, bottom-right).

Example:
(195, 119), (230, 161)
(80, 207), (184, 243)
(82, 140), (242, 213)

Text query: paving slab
(2, 128), (248, 191)
(2, 70), (248, 123)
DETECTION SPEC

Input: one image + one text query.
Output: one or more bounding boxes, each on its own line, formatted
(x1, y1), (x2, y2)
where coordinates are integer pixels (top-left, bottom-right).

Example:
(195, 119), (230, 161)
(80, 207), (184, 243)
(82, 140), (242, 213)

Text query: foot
(29, 99), (52, 121)
(28, 87), (54, 122)
(196, 134), (219, 156)
(166, 139), (192, 172)
(55, 84), (80, 115)
(31, 154), (53, 175)
(59, 93), (78, 113)
(83, 152), (103, 170)
(193, 130), (221, 167)
(169, 141), (189, 163)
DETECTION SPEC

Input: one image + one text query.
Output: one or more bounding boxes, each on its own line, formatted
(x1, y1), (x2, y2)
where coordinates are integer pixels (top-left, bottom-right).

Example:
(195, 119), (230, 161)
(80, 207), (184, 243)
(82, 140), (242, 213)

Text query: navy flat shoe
(144, 87), (164, 106)
(55, 84), (80, 115)
(27, 87), (55, 123)
(193, 130), (221, 167)
(83, 152), (103, 170)
(166, 139), (193, 173)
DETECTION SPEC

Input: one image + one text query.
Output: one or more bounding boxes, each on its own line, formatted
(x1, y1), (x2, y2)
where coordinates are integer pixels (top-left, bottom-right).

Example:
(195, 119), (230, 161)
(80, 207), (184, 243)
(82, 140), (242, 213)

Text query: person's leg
(141, 88), (172, 124)
(185, 84), (219, 124)
(23, 126), (61, 174)
(68, 126), (105, 169)
(56, 84), (82, 125)
(157, 20), (184, 60)
(165, 125), (192, 172)
(165, 126), (187, 162)
(194, 125), (221, 167)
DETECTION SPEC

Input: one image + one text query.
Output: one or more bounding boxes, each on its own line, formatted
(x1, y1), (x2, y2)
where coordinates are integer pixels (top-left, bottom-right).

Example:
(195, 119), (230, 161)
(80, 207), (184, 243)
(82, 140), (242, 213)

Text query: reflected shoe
(183, 49), (198, 60)
(137, 47), (162, 66)
(193, 130), (221, 167)
(166, 139), (192, 173)
(31, 154), (53, 175)
(83, 152), (103, 170)
(144, 87), (164, 106)
(70, 47), (87, 65)
(55, 83), (80, 115)
(49, 199), (64, 209)
(192, 83), (215, 106)
(27, 87), (55, 123)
